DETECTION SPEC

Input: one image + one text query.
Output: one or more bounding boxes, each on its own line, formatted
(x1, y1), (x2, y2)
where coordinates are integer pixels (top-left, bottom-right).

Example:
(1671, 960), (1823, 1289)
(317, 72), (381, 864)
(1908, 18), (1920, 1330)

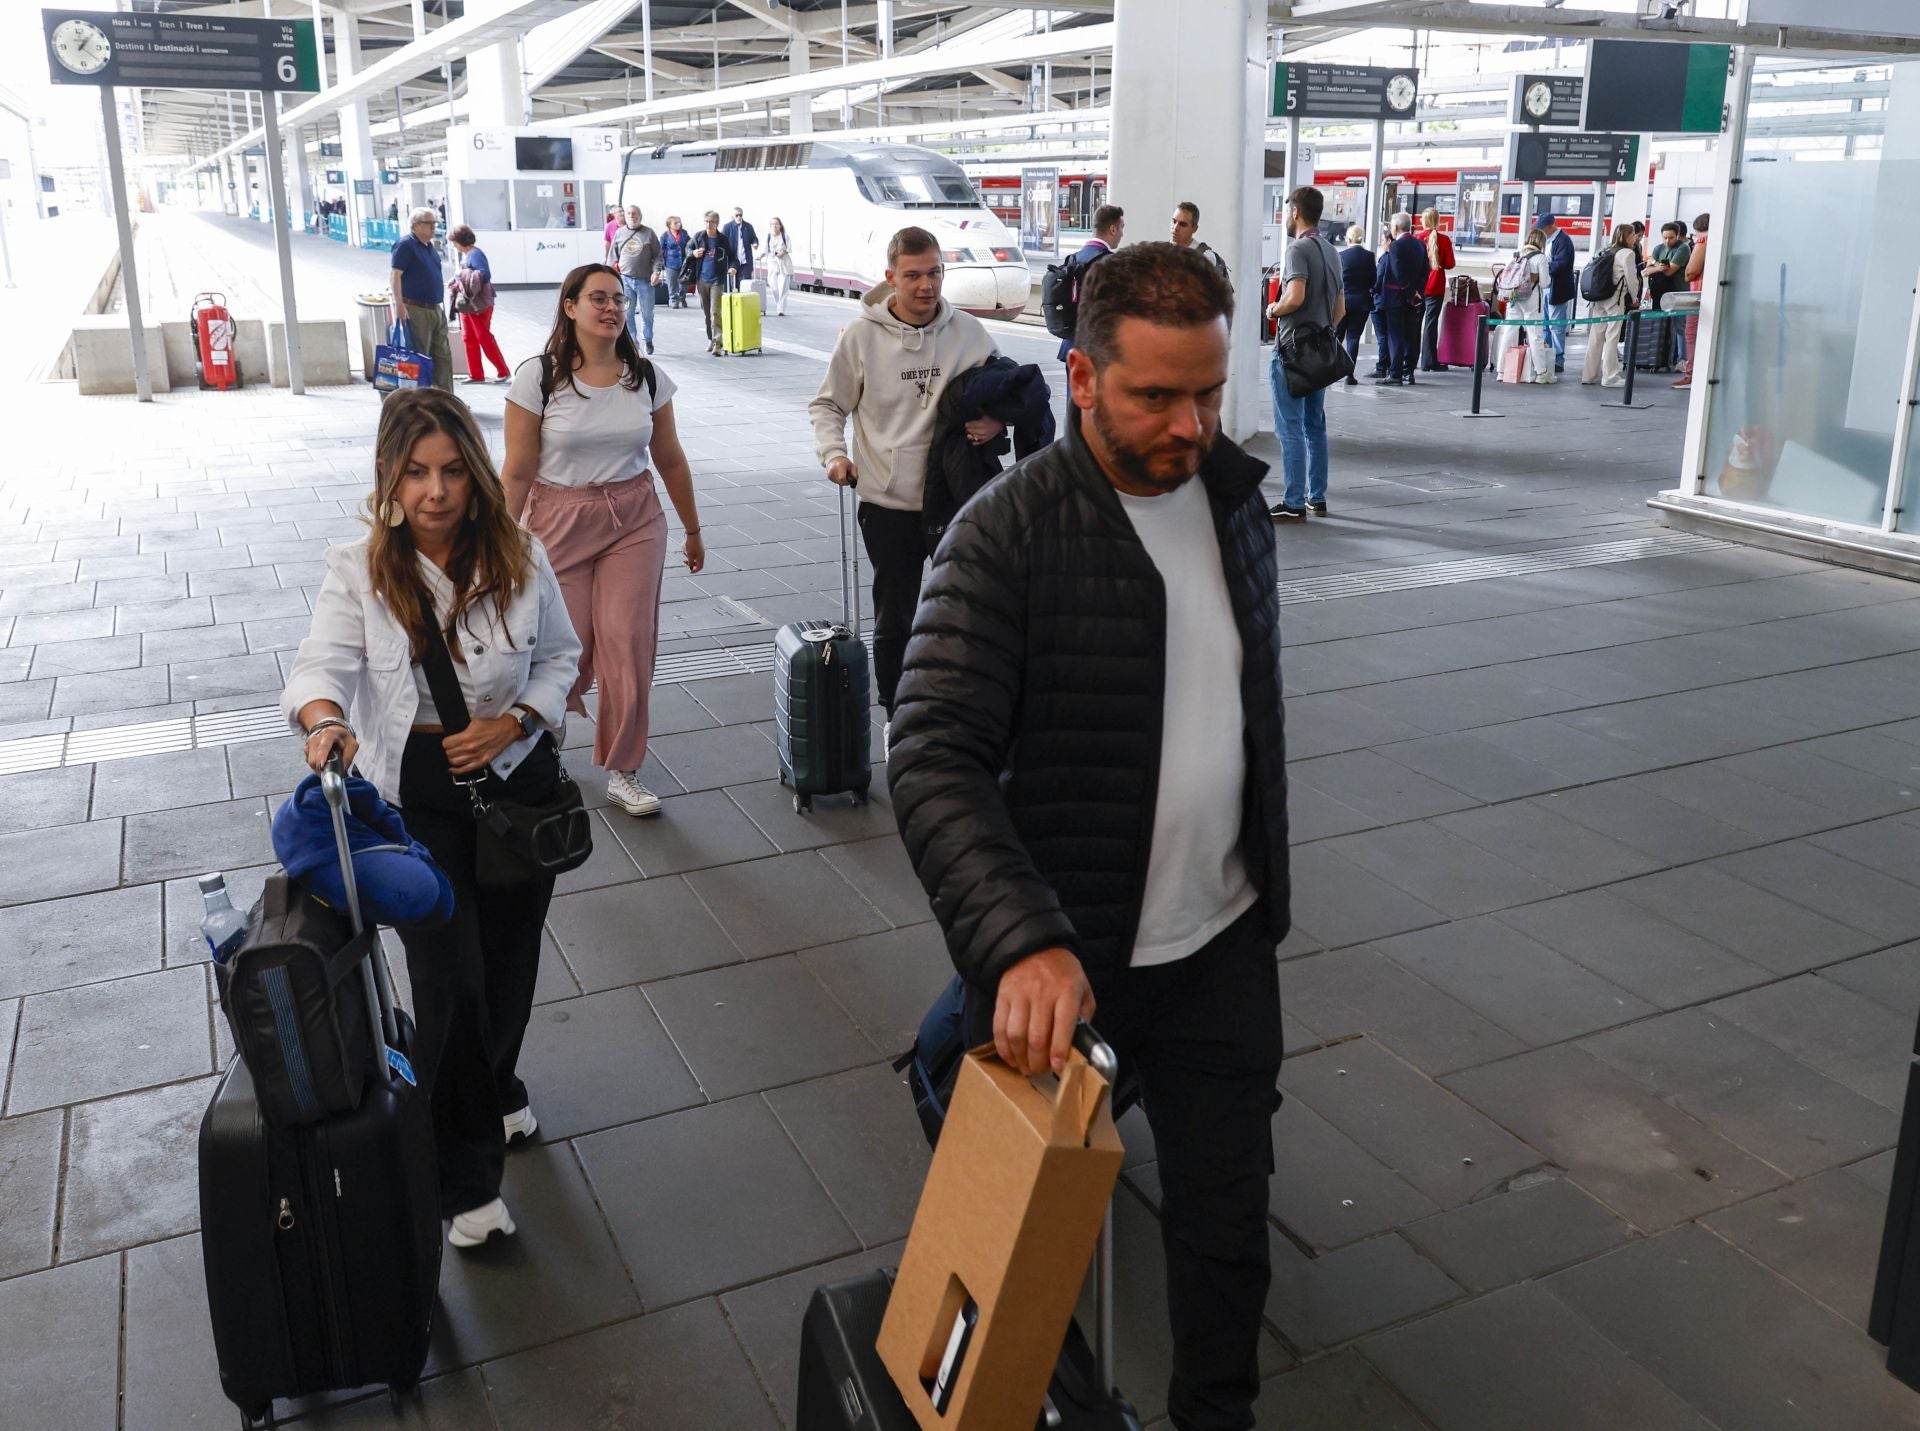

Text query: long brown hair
(366, 389), (532, 660)
(541, 262), (651, 400)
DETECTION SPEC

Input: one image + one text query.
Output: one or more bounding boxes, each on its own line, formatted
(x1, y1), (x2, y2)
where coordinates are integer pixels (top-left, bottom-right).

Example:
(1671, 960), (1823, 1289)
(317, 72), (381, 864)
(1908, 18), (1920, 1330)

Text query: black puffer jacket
(921, 355), (1055, 546)
(888, 413), (1290, 992)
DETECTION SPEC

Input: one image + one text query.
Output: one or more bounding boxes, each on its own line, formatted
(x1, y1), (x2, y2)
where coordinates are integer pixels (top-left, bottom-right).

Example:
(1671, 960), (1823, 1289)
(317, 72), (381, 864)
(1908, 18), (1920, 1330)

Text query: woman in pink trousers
(501, 262), (706, 817)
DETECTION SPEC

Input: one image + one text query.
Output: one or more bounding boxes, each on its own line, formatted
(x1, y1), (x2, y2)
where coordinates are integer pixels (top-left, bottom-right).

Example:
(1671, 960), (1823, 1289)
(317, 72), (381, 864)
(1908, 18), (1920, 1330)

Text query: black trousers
(395, 732), (557, 1218)
(855, 500), (935, 718)
(1384, 305), (1421, 381)
(1420, 293), (1449, 370)
(965, 905), (1285, 1431)
(1337, 301), (1372, 370)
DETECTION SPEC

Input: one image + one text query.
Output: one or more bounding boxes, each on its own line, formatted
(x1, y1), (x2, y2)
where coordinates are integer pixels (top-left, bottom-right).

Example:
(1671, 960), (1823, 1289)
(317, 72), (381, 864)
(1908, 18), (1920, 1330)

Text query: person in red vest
(1416, 206), (1457, 373)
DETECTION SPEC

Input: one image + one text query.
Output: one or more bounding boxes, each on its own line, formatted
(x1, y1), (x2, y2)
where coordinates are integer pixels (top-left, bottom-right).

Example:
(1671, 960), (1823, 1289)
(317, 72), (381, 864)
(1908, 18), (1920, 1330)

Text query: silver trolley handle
(840, 475), (862, 639)
(321, 752), (402, 1057)
(1070, 1022), (1119, 1398)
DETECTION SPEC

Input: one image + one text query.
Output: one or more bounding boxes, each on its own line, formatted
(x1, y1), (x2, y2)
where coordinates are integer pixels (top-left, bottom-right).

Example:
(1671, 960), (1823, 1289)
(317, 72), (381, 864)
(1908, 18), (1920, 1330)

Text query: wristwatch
(510, 706), (538, 739)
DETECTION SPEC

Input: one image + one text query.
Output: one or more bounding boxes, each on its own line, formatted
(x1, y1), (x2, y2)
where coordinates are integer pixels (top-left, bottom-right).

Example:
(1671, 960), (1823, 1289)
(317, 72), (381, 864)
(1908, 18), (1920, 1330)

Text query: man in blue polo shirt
(389, 207), (453, 391)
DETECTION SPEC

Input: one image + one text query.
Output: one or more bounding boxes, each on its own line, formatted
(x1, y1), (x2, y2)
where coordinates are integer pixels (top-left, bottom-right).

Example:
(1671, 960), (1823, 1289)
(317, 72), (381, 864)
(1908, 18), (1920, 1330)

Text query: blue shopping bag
(372, 319), (433, 392)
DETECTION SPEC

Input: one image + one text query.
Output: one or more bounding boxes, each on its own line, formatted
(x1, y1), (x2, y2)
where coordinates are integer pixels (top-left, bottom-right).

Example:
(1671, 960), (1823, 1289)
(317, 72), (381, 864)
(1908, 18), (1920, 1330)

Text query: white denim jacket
(280, 537), (582, 804)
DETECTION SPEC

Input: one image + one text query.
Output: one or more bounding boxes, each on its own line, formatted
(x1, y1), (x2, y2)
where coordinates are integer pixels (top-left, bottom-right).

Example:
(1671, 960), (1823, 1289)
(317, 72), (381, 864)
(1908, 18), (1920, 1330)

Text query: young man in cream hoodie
(810, 226), (1002, 719)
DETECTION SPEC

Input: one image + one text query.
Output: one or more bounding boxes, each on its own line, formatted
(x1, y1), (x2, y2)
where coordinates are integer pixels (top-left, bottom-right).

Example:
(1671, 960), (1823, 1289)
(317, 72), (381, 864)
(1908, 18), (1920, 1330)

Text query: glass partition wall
(1667, 56), (1920, 570)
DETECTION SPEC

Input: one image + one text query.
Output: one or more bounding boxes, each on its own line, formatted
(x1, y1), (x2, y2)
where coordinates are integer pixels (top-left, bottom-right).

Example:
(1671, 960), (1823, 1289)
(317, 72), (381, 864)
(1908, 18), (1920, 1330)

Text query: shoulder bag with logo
(1277, 240), (1355, 397)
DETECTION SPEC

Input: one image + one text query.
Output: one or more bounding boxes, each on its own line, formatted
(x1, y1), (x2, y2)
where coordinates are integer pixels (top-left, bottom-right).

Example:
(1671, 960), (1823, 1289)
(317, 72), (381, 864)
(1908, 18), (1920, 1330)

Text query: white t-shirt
(504, 358), (678, 488)
(1113, 476), (1257, 966)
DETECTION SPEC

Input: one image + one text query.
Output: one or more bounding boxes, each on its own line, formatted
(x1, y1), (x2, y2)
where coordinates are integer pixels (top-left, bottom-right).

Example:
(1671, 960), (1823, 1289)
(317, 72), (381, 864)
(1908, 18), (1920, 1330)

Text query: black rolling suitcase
(796, 1030), (1140, 1430)
(1871, 1008), (1920, 1388)
(199, 756), (441, 1428)
(1630, 308), (1672, 371)
(775, 481), (872, 814)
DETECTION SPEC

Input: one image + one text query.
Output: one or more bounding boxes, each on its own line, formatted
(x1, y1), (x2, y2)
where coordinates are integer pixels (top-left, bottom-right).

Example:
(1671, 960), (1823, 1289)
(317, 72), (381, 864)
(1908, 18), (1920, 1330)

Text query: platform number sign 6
(277, 54), (298, 84)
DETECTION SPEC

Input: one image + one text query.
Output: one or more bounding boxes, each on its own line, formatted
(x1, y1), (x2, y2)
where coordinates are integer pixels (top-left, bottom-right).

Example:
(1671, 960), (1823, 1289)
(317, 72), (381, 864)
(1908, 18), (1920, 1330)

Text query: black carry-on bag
(198, 754), (442, 1428)
(796, 1027), (1142, 1430)
(774, 479), (873, 813)
(1870, 1009), (1920, 1388)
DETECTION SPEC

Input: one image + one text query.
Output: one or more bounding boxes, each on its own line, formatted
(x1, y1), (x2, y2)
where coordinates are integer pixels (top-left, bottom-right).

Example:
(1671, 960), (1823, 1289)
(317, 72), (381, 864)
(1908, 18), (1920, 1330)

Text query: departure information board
(1581, 40), (1728, 134)
(1272, 64), (1419, 122)
(1512, 74), (1584, 129)
(43, 8), (319, 91)
(1507, 131), (1639, 183)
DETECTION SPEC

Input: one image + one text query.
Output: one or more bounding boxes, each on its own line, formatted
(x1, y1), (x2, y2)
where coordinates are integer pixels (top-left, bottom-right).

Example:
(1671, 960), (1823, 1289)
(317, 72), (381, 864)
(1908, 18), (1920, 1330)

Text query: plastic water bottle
(198, 874), (248, 965)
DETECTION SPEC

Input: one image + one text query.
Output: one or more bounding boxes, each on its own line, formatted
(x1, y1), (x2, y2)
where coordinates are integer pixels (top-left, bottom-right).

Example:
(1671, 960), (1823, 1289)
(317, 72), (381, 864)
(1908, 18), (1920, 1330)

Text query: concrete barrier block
(70, 316), (171, 396)
(159, 321), (196, 385)
(232, 318), (268, 385)
(267, 321), (353, 387)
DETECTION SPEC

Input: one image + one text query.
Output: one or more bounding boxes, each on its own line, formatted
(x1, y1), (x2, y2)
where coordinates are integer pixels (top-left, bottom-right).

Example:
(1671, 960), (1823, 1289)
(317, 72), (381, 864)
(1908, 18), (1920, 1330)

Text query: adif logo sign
(535, 240), (570, 253)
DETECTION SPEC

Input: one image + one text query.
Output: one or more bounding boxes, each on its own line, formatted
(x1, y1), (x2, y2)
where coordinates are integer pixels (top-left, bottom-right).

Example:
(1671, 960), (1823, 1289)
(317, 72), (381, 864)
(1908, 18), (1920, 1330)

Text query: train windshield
(850, 150), (980, 208)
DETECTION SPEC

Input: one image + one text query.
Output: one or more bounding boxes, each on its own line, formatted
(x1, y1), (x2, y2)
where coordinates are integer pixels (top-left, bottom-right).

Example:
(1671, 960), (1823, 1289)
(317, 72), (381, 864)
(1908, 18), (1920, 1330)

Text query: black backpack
(1040, 251), (1098, 340)
(1580, 246), (1623, 304)
(218, 876), (376, 1127)
(536, 352), (657, 407)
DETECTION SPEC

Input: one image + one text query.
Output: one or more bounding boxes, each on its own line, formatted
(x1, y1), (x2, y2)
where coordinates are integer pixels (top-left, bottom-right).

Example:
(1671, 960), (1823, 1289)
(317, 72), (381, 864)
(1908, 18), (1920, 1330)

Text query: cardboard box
(877, 1044), (1123, 1429)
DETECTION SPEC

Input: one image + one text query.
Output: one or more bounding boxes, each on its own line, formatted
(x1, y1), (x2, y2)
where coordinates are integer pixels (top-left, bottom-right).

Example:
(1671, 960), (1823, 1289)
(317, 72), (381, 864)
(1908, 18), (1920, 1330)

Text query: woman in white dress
(766, 216), (794, 317)
(1498, 227), (1557, 385)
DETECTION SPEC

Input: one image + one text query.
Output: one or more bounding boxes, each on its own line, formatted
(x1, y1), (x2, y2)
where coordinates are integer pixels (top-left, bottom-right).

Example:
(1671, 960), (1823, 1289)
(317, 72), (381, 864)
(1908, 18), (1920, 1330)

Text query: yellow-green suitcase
(719, 275), (762, 355)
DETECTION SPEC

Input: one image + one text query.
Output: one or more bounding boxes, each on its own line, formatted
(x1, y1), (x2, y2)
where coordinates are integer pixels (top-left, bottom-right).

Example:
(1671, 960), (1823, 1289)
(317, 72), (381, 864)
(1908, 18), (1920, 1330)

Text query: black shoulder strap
(642, 359), (657, 404)
(539, 353), (554, 408)
(419, 632), (473, 734)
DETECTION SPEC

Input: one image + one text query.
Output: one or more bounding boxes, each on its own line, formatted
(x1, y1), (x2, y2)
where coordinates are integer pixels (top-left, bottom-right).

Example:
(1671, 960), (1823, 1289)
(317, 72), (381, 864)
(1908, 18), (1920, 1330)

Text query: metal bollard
(1622, 309), (1640, 407)
(1470, 313), (1489, 416)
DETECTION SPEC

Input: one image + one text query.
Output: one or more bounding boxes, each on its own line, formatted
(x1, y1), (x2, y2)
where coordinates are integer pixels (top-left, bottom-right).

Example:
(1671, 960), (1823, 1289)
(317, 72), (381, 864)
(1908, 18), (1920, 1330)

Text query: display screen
(515, 136), (575, 172)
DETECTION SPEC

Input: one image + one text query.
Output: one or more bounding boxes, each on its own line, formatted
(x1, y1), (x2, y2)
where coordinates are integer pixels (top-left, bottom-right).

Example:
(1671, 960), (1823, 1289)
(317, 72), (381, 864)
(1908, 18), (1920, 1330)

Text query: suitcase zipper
(300, 1134), (353, 1383)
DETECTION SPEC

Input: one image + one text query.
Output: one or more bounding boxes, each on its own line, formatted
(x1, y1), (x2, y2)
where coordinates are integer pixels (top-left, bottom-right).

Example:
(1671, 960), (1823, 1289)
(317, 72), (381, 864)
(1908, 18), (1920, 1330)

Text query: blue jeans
(622, 274), (656, 348)
(1269, 360), (1328, 510)
(1546, 300), (1573, 368)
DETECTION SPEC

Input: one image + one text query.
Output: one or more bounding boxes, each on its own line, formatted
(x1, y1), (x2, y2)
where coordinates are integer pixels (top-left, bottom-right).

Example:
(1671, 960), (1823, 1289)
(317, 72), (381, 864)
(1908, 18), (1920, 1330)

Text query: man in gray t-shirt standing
(1264, 186), (1345, 520)
(607, 204), (663, 355)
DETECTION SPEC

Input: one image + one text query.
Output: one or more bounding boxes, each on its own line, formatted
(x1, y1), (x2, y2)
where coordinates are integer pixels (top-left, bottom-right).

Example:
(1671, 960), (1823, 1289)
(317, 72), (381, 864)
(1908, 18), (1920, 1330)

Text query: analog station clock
(1524, 80), (1555, 120)
(1385, 72), (1416, 114)
(51, 17), (112, 76)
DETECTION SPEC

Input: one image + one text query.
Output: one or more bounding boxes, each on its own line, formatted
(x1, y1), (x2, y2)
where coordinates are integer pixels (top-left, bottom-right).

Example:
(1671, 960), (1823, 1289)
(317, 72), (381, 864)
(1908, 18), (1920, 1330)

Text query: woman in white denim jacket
(281, 388), (581, 1251)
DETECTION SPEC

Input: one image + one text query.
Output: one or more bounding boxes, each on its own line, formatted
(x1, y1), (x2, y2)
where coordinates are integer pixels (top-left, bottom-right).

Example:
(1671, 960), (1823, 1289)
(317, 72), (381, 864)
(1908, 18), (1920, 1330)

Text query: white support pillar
(1591, 180), (1607, 254)
(289, 124), (315, 227)
(1679, 45), (1753, 498)
(1110, 0), (1265, 441)
(465, 0), (530, 127)
(788, 36), (813, 136)
(334, 11), (379, 245)
(312, 0), (329, 90)
(1367, 120), (1384, 247)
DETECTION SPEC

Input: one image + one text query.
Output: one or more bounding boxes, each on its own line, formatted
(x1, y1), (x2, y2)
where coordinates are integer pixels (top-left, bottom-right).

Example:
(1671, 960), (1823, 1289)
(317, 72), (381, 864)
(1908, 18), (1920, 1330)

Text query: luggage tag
(386, 1045), (418, 1086)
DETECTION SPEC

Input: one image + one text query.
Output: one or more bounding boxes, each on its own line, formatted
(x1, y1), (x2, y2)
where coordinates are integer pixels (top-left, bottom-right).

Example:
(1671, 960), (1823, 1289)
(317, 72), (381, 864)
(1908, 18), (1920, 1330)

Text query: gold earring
(467, 497), (479, 520)
(381, 500), (405, 528)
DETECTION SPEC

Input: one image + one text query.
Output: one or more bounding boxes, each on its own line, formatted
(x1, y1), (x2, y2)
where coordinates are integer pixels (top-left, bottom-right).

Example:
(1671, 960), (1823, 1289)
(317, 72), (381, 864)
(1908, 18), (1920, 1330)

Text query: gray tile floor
(2, 212), (1919, 1428)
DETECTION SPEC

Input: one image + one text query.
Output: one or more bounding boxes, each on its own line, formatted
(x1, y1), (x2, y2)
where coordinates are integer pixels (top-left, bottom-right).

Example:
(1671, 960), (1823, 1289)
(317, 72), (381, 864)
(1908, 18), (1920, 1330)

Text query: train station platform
(3, 212), (1919, 1429)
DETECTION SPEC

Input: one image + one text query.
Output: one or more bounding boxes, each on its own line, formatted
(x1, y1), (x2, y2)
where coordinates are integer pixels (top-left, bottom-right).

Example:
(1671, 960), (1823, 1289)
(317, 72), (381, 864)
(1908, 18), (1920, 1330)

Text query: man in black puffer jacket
(890, 243), (1288, 1431)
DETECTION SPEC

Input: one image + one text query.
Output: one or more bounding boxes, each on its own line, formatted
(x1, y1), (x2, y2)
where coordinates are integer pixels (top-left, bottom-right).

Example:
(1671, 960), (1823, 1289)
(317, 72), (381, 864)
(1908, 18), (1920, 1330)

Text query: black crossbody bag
(1277, 238), (1356, 397)
(419, 633), (592, 885)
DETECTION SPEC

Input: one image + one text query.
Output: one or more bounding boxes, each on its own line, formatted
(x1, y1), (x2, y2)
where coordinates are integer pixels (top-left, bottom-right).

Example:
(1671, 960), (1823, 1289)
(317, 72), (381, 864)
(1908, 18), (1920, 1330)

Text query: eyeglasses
(579, 292), (628, 311)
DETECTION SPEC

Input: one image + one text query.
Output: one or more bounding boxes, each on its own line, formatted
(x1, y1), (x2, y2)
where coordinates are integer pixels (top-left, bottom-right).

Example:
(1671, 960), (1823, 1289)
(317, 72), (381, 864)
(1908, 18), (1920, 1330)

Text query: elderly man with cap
(390, 206), (454, 392)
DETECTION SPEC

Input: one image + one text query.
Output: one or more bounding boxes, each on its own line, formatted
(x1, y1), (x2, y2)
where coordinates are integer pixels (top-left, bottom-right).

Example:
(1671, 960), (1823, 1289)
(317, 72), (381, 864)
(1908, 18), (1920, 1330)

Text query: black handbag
(420, 633), (592, 885)
(1277, 238), (1356, 397)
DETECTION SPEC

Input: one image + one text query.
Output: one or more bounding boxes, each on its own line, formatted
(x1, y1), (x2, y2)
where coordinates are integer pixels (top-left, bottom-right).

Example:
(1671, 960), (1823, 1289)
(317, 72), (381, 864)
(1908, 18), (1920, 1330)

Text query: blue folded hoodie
(272, 773), (455, 928)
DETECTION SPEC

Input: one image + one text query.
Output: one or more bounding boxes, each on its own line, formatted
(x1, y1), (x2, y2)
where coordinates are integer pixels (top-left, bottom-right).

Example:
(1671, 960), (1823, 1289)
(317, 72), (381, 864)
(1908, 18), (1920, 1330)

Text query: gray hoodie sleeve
(809, 330), (864, 467)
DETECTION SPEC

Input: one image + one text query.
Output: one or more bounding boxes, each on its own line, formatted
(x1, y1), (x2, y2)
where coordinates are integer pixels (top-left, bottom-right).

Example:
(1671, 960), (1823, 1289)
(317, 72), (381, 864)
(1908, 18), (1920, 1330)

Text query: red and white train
(973, 163), (1619, 244)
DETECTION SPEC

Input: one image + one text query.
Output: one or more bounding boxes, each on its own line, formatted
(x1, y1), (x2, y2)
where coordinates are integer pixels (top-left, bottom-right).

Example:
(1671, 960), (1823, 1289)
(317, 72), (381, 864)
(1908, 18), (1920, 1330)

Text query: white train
(616, 140), (1031, 319)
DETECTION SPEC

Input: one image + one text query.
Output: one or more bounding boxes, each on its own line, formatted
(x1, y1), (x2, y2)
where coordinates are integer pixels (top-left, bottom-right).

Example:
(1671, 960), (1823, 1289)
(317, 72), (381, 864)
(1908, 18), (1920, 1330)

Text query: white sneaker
(448, 1197), (516, 1249)
(882, 720), (891, 758)
(606, 769), (662, 817)
(503, 1104), (538, 1146)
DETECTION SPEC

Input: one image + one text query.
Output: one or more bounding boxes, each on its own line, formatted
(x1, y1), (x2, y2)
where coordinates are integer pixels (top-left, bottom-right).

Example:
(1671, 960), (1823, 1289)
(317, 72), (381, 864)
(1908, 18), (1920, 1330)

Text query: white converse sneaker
(448, 1197), (516, 1249)
(503, 1104), (538, 1146)
(606, 769), (662, 817)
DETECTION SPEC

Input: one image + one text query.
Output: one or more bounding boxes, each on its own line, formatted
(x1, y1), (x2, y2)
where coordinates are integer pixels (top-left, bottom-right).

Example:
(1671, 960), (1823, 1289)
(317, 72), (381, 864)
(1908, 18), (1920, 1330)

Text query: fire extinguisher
(190, 292), (241, 391)
(1261, 268), (1282, 345)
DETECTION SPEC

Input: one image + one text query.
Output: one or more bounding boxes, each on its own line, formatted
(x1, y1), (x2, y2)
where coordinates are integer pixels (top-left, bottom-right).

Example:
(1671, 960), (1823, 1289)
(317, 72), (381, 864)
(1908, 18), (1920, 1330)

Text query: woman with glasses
(500, 264), (705, 819)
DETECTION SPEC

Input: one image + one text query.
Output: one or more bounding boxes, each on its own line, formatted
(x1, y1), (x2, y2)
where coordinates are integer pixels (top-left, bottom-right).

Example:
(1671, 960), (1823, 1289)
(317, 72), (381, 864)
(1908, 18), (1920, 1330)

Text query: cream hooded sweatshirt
(808, 282), (999, 513)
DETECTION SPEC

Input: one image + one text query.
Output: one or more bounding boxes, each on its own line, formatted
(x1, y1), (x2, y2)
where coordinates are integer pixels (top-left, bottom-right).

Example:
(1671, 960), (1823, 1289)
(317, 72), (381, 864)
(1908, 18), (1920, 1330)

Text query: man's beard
(1090, 401), (1215, 493)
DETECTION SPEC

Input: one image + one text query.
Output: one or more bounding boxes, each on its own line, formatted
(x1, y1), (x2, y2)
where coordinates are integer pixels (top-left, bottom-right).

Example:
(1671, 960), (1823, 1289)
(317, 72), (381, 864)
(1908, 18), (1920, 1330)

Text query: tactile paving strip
(0, 531), (1736, 776)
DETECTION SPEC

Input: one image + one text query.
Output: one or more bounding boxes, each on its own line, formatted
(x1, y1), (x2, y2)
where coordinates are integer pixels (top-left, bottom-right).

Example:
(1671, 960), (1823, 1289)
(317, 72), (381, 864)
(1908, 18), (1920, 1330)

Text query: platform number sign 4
(50, 17), (111, 75)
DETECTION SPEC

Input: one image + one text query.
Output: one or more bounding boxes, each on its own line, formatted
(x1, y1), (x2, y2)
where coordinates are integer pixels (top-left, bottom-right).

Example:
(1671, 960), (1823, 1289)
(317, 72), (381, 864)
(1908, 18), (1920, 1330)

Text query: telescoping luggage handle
(321, 752), (404, 1075)
(1069, 1023), (1120, 1405)
(838, 477), (861, 639)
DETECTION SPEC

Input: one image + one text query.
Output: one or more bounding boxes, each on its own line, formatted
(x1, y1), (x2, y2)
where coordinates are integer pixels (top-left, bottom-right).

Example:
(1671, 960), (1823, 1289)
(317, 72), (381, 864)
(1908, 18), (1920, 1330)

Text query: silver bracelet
(304, 716), (352, 740)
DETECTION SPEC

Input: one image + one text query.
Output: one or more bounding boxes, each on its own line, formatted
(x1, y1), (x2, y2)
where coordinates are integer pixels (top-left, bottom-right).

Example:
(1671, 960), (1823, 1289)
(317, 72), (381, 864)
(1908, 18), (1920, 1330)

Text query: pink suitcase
(1437, 301), (1488, 368)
